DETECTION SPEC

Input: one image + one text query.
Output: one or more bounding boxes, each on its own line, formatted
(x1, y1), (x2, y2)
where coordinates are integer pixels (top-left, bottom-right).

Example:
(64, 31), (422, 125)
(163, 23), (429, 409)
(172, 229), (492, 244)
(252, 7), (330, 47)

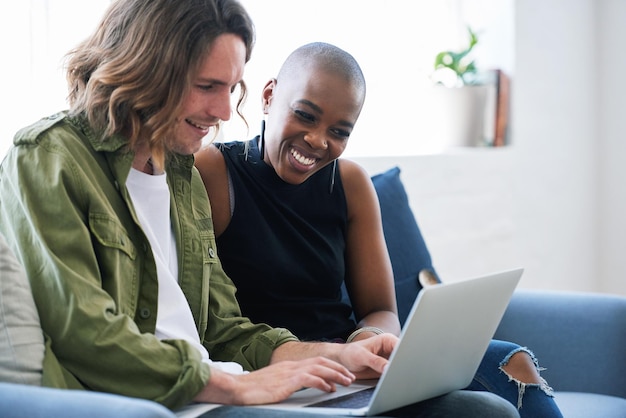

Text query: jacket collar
(67, 113), (196, 173)
(68, 113), (129, 154)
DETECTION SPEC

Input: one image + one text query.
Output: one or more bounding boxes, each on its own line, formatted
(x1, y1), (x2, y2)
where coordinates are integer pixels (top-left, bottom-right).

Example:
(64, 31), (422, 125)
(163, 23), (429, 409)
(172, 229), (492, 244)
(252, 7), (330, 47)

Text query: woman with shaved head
(196, 42), (563, 418)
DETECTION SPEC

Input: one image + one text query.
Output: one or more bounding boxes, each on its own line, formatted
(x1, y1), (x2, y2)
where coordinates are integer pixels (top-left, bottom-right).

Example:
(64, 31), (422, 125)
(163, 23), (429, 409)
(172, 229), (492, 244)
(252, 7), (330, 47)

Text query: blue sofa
(372, 166), (626, 417)
(495, 290), (626, 417)
(3, 165), (625, 417)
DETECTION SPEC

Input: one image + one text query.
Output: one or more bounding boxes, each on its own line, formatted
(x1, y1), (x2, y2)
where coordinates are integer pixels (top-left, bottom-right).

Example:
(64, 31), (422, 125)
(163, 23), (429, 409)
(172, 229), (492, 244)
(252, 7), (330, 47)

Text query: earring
(329, 159), (337, 194)
(259, 119), (266, 159)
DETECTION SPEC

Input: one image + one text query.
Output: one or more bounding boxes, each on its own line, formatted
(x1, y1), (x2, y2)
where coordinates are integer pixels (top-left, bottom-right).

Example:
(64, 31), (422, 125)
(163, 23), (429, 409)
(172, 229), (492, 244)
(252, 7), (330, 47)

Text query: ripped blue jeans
(467, 339), (563, 418)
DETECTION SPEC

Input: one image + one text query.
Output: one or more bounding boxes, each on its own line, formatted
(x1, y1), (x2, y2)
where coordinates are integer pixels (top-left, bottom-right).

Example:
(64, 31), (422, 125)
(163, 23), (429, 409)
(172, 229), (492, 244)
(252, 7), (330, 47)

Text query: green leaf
(432, 25), (480, 85)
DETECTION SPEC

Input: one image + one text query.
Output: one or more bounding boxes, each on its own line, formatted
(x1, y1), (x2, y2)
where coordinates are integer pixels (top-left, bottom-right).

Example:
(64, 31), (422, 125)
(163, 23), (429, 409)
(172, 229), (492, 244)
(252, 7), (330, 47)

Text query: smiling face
(170, 33), (246, 156)
(262, 64), (365, 185)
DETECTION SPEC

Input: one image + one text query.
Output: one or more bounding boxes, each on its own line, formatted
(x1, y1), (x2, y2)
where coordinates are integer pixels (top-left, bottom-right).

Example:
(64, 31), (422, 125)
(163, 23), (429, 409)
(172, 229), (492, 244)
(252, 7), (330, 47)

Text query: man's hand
(193, 357), (356, 405)
(193, 334), (398, 405)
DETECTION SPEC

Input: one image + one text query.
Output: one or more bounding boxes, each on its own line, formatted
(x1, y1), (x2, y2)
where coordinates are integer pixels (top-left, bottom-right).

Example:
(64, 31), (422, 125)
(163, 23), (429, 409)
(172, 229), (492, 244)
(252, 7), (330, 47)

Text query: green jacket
(0, 112), (297, 409)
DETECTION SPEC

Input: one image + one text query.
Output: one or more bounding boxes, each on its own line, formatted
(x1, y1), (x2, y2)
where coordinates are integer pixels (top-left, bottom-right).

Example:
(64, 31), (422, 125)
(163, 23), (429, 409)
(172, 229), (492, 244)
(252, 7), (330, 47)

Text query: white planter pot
(430, 84), (492, 148)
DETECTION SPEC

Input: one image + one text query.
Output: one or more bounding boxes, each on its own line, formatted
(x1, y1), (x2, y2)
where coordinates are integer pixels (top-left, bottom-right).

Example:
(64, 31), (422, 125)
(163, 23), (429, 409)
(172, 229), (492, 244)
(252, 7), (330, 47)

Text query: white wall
(597, 0), (626, 294)
(352, 150), (520, 285)
(1, 1), (622, 295)
(514, 0), (625, 295)
(356, 0), (626, 296)
(0, 1), (111, 159)
(513, 0), (598, 292)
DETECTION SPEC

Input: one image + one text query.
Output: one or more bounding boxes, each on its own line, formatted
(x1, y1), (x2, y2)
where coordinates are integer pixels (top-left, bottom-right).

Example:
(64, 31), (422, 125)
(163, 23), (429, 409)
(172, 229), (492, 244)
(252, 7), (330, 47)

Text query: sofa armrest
(494, 289), (626, 398)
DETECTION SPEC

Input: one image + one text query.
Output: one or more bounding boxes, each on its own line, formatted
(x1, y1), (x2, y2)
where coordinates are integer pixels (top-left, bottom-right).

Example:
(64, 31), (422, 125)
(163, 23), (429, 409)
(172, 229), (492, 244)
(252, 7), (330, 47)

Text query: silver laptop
(175, 268), (522, 418)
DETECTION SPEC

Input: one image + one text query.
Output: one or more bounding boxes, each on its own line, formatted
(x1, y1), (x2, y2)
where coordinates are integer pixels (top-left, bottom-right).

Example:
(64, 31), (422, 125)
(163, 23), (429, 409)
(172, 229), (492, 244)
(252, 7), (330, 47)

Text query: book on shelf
(483, 69), (511, 147)
(493, 69), (511, 147)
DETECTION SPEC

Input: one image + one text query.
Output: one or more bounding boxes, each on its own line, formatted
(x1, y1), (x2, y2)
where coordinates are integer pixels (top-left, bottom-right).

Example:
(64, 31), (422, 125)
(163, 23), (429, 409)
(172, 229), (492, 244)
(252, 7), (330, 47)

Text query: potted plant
(432, 26), (480, 87)
(430, 26), (493, 148)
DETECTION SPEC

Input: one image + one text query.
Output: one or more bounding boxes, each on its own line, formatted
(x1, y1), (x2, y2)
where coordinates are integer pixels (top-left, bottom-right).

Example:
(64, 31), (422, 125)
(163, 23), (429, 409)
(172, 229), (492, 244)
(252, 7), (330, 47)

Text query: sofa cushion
(554, 392), (626, 418)
(495, 289), (626, 397)
(0, 233), (45, 385)
(371, 166), (439, 325)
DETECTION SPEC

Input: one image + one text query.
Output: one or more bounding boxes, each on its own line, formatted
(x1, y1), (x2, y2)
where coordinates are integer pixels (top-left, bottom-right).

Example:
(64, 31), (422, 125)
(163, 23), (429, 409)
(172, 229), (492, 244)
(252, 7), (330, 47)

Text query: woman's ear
(261, 78), (277, 114)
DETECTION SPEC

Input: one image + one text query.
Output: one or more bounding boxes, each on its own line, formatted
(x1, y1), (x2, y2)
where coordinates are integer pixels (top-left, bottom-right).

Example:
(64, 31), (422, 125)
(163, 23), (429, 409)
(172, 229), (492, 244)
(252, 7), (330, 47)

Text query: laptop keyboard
(307, 387), (375, 409)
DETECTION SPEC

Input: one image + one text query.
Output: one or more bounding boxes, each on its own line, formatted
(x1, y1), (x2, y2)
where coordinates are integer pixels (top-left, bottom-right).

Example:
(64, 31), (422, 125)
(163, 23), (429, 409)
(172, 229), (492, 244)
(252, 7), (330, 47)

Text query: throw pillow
(371, 166), (440, 326)
(0, 232), (44, 385)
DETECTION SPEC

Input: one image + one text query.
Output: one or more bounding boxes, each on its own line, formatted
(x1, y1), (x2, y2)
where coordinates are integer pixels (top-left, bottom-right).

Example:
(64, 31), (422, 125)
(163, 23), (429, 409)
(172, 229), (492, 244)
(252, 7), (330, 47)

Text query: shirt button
(139, 308), (151, 319)
(208, 247), (216, 258)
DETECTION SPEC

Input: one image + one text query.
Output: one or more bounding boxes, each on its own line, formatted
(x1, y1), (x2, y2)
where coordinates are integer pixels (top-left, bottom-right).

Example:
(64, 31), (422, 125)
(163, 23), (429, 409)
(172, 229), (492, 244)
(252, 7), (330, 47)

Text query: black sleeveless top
(216, 139), (355, 341)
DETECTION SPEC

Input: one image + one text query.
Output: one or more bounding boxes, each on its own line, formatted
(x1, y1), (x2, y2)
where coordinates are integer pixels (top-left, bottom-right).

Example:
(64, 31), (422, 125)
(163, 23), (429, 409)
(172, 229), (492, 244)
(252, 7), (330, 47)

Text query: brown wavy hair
(65, 0), (254, 170)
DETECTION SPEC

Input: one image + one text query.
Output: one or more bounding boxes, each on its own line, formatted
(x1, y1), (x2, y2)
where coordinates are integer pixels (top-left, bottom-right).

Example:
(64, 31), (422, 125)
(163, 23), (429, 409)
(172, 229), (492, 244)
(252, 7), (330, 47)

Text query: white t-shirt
(126, 168), (245, 375)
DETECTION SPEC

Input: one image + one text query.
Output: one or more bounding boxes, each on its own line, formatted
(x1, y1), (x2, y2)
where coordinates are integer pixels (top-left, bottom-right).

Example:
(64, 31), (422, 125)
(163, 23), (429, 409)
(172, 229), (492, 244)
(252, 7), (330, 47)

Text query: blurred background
(1, 0), (624, 295)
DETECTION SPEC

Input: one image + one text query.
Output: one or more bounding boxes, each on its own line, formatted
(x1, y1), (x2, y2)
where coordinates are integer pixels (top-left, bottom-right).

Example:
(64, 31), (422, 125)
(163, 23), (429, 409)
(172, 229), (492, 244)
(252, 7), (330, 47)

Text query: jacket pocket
(89, 213), (137, 259)
(89, 213), (139, 315)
